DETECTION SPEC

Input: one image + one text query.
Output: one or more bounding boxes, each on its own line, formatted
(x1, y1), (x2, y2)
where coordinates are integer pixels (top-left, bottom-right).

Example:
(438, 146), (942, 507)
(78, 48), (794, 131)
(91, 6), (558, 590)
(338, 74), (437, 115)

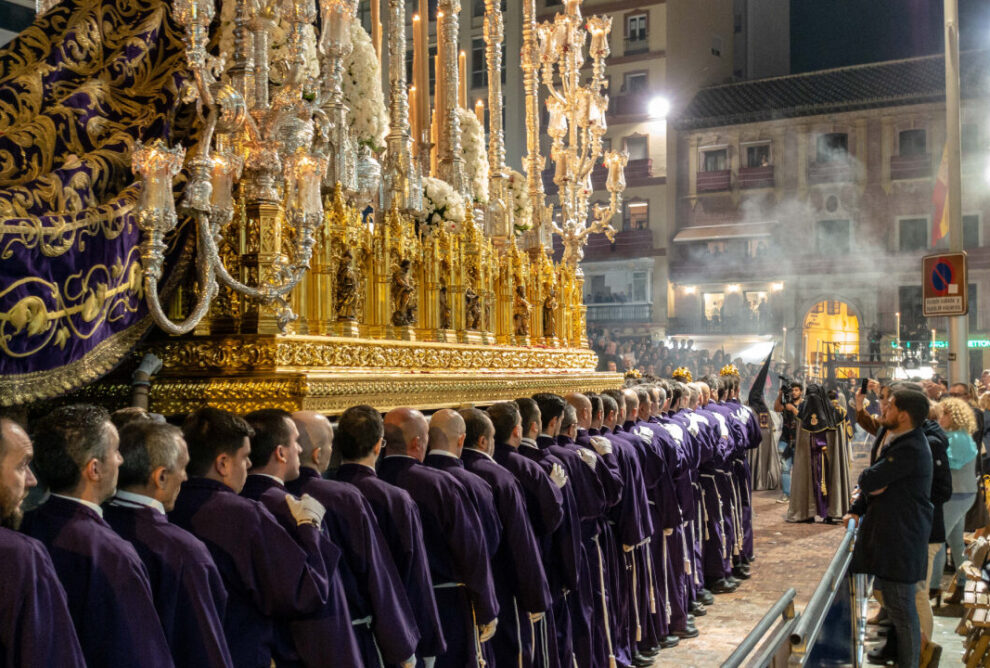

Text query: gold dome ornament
(719, 364), (739, 377)
(625, 369), (642, 380)
(672, 367), (692, 383)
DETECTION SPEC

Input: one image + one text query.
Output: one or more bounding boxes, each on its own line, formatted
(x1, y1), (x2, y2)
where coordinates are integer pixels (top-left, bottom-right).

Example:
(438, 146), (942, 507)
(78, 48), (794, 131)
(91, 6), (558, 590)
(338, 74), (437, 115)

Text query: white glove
(422, 658), (436, 668)
(479, 618), (498, 642)
(285, 493), (326, 527)
(589, 436), (613, 456)
(663, 528), (673, 536)
(401, 657), (416, 668)
(549, 463), (568, 488)
(576, 447), (597, 471)
(528, 612), (545, 623)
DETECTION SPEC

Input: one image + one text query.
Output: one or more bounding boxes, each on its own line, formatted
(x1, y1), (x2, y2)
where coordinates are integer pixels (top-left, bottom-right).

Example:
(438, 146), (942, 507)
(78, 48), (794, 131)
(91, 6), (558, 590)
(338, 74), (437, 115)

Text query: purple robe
(424, 451), (502, 556)
(462, 447), (552, 668)
(377, 455), (498, 668)
(239, 474), (360, 668)
(492, 441), (564, 668)
(335, 462), (446, 660)
(287, 467), (419, 666)
(103, 499), (233, 668)
(20, 495), (172, 667)
(169, 477), (331, 668)
(0, 527), (85, 667)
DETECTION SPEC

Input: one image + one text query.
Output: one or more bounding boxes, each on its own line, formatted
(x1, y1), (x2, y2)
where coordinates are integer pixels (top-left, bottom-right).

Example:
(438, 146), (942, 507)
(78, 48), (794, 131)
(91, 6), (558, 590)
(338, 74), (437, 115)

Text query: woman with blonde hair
(931, 396), (979, 600)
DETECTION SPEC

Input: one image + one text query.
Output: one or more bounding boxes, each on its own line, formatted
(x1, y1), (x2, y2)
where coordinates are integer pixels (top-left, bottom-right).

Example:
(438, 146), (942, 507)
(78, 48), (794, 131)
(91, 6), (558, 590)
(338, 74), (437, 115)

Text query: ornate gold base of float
(69, 335), (621, 415)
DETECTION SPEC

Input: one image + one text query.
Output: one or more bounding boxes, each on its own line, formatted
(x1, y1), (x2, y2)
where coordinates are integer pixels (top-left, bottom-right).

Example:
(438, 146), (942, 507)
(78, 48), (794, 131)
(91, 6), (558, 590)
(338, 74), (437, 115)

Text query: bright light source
(683, 285), (696, 294)
(648, 96), (670, 119)
(771, 282), (784, 291)
(726, 284), (741, 293)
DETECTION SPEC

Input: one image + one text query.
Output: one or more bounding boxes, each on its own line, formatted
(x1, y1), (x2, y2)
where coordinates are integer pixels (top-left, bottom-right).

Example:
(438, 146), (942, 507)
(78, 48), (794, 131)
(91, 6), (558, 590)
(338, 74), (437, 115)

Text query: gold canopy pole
(436, 0), (468, 197)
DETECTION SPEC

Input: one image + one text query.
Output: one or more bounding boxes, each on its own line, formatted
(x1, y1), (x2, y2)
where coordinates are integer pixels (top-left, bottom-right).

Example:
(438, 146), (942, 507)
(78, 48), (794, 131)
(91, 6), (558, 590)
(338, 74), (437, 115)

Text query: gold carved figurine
(334, 249), (359, 320)
(543, 286), (558, 340)
(465, 287), (482, 330)
(391, 259), (418, 327)
(513, 284), (531, 336)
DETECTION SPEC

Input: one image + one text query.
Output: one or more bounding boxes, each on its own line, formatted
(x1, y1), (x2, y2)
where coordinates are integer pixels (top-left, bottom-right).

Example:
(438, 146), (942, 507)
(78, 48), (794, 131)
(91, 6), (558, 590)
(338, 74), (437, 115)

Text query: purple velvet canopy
(0, 0), (195, 405)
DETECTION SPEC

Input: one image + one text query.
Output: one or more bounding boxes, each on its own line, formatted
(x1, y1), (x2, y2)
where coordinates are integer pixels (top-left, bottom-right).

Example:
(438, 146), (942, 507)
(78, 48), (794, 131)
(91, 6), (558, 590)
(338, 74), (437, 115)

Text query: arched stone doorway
(803, 299), (860, 379)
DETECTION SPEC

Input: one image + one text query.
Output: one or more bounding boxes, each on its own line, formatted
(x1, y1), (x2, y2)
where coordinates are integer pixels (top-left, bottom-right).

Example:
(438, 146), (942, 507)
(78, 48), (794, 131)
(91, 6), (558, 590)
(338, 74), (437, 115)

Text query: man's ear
(310, 448), (322, 466)
(275, 444), (288, 464)
(214, 453), (229, 478)
(152, 466), (168, 490)
(82, 458), (101, 484)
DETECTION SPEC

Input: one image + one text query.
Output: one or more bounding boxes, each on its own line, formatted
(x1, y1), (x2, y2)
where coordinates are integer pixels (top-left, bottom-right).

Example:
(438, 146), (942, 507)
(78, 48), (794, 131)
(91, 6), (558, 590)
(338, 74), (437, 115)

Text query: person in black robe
(460, 407), (554, 668)
(289, 411), (419, 667)
(103, 419), (233, 668)
(240, 408), (361, 667)
(380, 407), (499, 668)
(169, 407), (332, 668)
(20, 404), (172, 668)
(334, 405), (447, 665)
(0, 416), (85, 667)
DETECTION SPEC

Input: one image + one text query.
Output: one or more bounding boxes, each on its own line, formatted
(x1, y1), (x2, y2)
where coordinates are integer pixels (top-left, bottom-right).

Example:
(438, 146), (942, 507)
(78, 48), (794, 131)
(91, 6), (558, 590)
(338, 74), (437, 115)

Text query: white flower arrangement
(342, 22), (389, 152)
(457, 108), (488, 204)
(506, 169), (532, 234)
(421, 176), (467, 234)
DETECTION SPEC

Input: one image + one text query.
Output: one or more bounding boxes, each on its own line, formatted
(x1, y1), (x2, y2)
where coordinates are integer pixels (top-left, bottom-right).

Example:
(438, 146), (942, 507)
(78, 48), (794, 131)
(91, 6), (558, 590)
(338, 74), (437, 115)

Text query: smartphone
(860, 378), (869, 393)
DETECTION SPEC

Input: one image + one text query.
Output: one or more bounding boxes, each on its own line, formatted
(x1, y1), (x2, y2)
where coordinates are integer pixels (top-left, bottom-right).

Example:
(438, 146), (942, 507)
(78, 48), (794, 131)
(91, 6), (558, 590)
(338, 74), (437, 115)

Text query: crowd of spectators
(590, 329), (740, 379)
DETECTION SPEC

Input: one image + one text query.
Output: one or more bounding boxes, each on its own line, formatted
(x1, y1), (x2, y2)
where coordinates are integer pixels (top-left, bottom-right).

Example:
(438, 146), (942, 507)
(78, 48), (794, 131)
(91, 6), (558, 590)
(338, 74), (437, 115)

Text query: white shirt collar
(466, 447), (496, 462)
(427, 449), (460, 460)
(519, 437), (539, 450)
(383, 454), (418, 461)
(254, 473), (285, 486)
(52, 493), (104, 518)
(112, 490), (166, 515)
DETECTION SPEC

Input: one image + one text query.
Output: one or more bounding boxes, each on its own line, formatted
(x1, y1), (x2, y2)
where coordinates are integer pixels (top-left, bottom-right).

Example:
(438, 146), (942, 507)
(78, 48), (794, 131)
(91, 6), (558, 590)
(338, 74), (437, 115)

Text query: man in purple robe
(0, 416), (85, 667)
(459, 407), (553, 668)
(103, 419), (234, 668)
(288, 411), (419, 667)
(240, 408), (360, 667)
(488, 401), (565, 668)
(531, 393), (609, 668)
(379, 407), (499, 668)
(169, 407), (331, 668)
(426, 409), (502, 557)
(597, 392), (657, 667)
(21, 404), (173, 667)
(334, 405), (446, 665)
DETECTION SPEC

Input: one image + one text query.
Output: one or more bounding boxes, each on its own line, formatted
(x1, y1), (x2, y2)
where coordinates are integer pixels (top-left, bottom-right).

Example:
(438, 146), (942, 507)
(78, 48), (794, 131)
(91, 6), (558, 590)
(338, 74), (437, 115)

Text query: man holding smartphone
(774, 382), (803, 503)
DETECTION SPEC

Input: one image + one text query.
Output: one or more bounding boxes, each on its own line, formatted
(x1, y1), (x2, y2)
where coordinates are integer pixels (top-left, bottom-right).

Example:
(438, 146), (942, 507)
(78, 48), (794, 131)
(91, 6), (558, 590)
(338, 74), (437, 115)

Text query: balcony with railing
(586, 302), (652, 323)
(543, 158), (655, 194)
(808, 160), (853, 184)
(624, 35), (649, 55)
(696, 169), (731, 192)
(552, 228), (655, 262)
(608, 93), (649, 118)
(738, 165), (774, 189)
(890, 153), (932, 180)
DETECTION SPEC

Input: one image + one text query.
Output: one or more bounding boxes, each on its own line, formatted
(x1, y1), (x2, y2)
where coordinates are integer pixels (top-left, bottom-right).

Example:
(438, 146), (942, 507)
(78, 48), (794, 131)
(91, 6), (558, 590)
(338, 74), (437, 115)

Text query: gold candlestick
(458, 50), (467, 108)
(370, 0), (381, 61)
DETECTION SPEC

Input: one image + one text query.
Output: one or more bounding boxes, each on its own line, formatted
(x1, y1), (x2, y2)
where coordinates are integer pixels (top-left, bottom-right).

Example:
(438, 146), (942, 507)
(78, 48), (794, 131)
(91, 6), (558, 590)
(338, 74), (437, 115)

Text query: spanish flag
(932, 143), (949, 246)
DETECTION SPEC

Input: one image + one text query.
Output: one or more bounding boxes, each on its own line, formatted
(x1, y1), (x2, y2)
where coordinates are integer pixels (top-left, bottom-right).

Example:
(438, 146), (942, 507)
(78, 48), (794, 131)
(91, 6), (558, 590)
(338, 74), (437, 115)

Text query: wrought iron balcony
(623, 36), (649, 55)
(696, 169), (731, 192)
(586, 302), (652, 323)
(738, 165), (774, 189)
(890, 153), (931, 180)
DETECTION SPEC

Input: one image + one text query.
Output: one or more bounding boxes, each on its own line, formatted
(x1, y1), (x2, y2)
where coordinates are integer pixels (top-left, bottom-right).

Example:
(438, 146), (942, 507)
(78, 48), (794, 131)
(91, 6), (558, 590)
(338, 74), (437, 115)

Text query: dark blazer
(851, 427), (933, 584)
(922, 420), (953, 544)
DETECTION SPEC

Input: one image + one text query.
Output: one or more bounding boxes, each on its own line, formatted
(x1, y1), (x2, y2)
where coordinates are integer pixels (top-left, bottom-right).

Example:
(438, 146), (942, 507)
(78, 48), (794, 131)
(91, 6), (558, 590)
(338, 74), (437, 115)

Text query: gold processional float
(7, 0), (628, 413)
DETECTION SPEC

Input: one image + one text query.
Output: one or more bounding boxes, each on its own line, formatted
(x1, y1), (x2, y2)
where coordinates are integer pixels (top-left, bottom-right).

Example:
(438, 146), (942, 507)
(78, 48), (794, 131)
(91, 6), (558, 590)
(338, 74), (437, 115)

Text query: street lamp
(648, 95), (670, 119)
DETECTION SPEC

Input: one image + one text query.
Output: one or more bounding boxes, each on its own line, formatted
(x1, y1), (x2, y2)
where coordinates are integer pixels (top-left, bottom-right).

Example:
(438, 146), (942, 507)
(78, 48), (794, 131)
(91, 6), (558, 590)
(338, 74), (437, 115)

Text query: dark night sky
(790, 0), (990, 73)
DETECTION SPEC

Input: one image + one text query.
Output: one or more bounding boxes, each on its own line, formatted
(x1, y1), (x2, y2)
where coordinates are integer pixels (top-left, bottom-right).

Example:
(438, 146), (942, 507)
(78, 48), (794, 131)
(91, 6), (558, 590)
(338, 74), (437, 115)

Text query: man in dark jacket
(845, 388), (933, 668)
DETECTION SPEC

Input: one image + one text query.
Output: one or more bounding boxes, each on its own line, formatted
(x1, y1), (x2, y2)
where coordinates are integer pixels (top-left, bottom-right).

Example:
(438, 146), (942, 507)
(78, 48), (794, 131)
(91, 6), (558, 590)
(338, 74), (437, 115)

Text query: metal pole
(944, 0), (969, 384)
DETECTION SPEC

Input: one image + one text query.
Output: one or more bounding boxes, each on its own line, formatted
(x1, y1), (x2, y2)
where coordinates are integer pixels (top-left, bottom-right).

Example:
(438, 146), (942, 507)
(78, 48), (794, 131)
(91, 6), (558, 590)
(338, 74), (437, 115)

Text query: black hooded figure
(786, 384), (852, 523)
(746, 348), (781, 491)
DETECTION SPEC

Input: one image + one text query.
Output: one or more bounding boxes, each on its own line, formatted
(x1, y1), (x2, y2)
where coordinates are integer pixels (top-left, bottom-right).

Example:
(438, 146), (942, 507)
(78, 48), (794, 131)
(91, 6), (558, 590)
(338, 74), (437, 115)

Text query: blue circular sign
(932, 261), (953, 292)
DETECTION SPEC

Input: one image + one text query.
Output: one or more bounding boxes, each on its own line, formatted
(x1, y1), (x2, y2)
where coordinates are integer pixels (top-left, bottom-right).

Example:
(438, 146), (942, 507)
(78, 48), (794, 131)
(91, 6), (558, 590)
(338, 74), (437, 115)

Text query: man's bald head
(428, 409), (466, 456)
(622, 388), (639, 418)
(0, 418), (36, 529)
(565, 393), (592, 430)
(384, 408), (429, 461)
(292, 411), (333, 474)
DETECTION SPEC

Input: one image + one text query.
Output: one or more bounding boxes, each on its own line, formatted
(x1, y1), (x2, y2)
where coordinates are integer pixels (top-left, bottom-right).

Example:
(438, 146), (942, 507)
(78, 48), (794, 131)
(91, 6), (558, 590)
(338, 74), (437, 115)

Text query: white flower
(506, 169), (532, 233)
(422, 176), (466, 233)
(457, 108), (488, 204)
(342, 22), (389, 152)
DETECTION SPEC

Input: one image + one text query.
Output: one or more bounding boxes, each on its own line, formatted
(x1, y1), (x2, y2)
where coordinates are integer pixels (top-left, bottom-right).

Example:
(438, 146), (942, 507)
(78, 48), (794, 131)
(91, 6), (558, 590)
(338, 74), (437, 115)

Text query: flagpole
(944, 0), (968, 385)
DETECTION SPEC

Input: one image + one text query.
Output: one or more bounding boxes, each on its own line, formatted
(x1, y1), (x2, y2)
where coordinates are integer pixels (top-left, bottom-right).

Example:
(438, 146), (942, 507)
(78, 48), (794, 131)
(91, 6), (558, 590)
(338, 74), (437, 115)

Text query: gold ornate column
(239, 202), (284, 334)
(383, 0), (421, 213)
(483, 0), (511, 238)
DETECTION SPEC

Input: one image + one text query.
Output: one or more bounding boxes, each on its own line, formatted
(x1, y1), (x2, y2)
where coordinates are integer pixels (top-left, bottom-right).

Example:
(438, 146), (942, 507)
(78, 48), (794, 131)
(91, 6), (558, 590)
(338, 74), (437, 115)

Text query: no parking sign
(922, 252), (968, 316)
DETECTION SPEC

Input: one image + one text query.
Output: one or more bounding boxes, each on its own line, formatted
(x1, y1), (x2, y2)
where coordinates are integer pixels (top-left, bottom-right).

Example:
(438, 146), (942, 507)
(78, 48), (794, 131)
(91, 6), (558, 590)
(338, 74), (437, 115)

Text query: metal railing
(723, 520), (861, 668)
(789, 520), (858, 665)
(721, 588), (797, 668)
